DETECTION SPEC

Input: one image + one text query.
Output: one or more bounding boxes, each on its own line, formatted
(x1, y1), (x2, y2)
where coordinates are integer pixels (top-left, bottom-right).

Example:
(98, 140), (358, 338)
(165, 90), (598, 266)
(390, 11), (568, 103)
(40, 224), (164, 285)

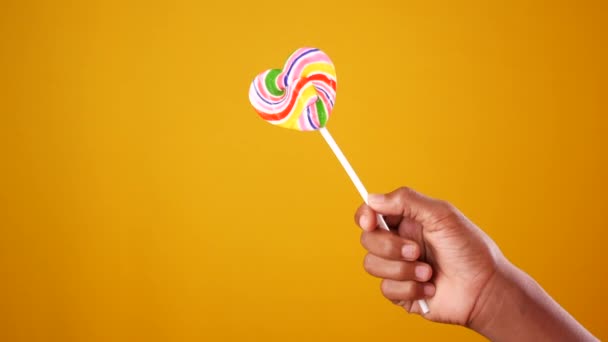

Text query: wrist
(467, 260), (524, 338)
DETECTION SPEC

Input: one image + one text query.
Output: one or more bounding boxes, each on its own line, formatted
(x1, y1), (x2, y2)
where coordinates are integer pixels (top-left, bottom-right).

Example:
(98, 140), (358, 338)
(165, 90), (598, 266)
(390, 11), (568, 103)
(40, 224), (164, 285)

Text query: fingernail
(401, 245), (417, 259)
(368, 193), (385, 204)
(423, 284), (435, 297)
(359, 214), (370, 230)
(415, 265), (430, 280)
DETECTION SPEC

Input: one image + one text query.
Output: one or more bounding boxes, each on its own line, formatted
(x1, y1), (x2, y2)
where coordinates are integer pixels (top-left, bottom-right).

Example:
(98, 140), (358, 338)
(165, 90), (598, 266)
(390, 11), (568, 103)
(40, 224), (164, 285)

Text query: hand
(355, 187), (503, 325)
(355, 187), (598, 341)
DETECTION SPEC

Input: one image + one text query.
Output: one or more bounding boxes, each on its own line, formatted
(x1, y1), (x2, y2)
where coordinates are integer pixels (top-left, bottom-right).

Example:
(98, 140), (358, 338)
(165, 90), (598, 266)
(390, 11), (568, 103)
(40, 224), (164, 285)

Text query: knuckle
(396, 263), (411, 280)
(381, 238), (397, 257)
(404, 282), (418, 297)
(396, 186), (413, 195)
(394, 187), (414, 209)
(396, 186), (414, 199)
(380, 279), (391, 297)
(360, 232), (370, 248)
(363, 254), (373, 272)
(354, 205), (364, 224)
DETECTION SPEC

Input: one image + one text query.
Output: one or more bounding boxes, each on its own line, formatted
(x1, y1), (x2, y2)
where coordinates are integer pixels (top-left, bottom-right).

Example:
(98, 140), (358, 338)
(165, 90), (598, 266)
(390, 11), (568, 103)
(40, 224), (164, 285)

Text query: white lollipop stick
(319, 127), (430, 315)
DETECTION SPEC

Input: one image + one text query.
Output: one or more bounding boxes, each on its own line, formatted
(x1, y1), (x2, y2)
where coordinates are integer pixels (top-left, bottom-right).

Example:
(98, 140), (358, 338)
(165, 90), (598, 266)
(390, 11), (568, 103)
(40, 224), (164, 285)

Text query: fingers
(360, 229), (420, 260)
(354, 204), (377, 231)
(381, 279), (436, 301)
(368, 186), (454, 225)
(354, 203), (404, 231)
(363, 254), (433, 281)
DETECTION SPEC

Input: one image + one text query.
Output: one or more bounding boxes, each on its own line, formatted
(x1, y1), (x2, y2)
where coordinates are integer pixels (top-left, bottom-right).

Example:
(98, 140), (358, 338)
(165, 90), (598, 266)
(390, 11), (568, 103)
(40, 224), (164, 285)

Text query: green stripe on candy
(315, 99), (328, 127)
(265, 69), (284, 96)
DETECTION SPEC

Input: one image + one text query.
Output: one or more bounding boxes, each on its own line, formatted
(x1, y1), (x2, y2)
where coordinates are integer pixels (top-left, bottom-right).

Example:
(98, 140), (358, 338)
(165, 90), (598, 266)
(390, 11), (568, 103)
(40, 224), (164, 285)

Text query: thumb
(368, 187), (453, 226)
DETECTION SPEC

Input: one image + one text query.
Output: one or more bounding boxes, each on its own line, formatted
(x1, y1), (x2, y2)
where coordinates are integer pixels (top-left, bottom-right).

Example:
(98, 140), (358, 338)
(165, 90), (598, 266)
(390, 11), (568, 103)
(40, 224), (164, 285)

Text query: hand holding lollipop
(248, 47), (430, 314)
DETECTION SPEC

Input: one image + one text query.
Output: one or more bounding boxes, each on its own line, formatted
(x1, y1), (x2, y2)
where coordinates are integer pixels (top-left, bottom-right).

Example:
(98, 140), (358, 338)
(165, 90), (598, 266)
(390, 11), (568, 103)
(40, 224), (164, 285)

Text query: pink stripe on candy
(298, 112), (309, 130)
(283, 53), (333, 87)
(279, 49), (333, 87)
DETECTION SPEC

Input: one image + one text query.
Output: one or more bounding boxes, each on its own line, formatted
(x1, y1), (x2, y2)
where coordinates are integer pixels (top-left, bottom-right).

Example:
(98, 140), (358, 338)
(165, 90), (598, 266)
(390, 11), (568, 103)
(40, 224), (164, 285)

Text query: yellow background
(1, 0), (606, 340)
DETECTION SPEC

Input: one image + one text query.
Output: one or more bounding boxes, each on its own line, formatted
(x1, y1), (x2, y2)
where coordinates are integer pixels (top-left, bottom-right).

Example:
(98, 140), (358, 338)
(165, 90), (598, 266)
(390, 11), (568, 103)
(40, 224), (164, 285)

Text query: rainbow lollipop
(249, 47), (336, 131)
(249, 47), (429, 314)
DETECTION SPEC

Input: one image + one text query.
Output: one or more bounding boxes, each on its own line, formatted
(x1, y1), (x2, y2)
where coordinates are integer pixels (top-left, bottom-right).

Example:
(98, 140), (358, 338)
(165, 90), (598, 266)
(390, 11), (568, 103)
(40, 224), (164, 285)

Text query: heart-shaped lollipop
(248, 47), (431, 314)
(249, 47), (337, 131)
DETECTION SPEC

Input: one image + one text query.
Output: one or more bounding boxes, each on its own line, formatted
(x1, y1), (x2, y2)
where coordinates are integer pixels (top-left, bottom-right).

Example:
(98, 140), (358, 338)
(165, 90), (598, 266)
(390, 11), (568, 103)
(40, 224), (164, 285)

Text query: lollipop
(249, 47), (430, 314)
(249, 47), (336, 131)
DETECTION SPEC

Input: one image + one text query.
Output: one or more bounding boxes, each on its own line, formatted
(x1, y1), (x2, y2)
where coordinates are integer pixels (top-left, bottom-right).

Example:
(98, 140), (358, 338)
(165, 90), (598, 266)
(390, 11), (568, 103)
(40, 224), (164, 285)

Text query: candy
(248, 47), (337, 131)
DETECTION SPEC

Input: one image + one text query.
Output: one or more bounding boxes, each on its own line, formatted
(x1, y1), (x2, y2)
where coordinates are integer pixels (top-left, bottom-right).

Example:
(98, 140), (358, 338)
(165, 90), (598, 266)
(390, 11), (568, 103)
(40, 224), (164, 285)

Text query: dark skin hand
(355, 187), (597, 341)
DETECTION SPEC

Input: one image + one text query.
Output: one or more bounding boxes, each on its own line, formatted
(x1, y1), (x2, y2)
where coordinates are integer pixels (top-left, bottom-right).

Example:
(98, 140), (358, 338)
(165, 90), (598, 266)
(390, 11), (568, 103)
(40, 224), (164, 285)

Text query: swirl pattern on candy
(249, 47), (337, 131)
